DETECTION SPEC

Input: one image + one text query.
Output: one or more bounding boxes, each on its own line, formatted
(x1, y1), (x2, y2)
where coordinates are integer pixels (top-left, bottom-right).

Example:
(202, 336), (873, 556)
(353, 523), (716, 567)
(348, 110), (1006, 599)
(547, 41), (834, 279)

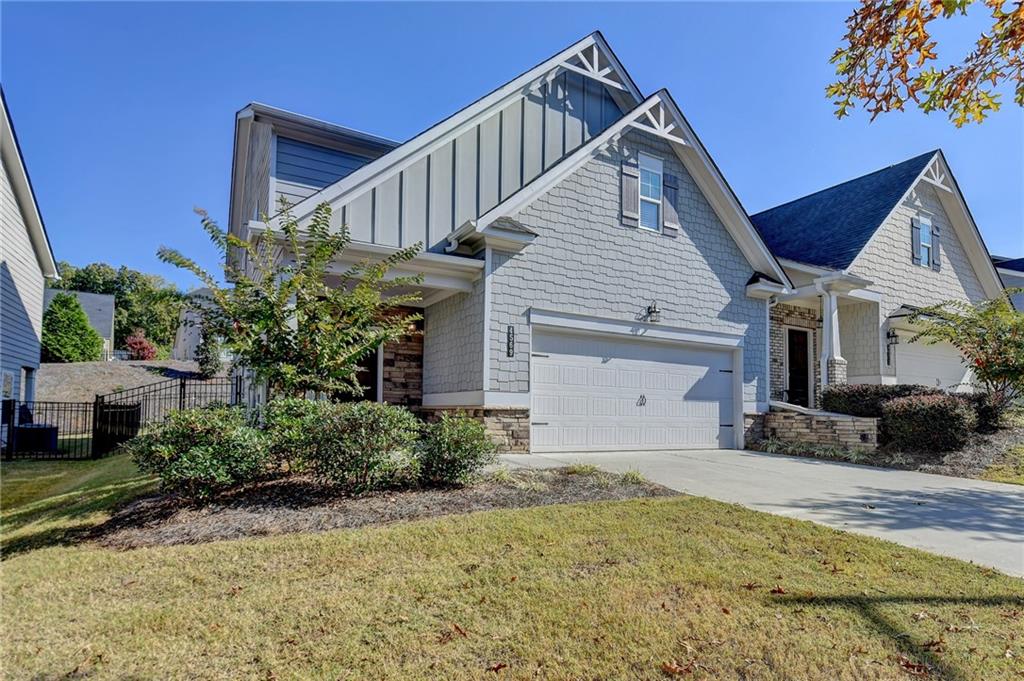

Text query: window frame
(918, 215), (933, 267)
(637, 152), (663, 232)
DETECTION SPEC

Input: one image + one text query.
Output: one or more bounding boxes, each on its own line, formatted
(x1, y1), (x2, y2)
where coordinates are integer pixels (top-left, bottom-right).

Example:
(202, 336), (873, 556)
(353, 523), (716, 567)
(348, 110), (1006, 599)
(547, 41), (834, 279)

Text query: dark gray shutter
(911, 217), (922, 265)
(930, 222), (941, 271)
(663, 173), (680, 231)
(621, 160), (639, 226)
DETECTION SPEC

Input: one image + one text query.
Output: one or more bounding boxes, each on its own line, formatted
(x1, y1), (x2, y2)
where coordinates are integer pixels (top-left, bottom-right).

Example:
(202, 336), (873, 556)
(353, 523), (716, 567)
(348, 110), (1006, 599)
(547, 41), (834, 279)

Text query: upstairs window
(919, 219), (933, 266)
(638, 153), (663, 231)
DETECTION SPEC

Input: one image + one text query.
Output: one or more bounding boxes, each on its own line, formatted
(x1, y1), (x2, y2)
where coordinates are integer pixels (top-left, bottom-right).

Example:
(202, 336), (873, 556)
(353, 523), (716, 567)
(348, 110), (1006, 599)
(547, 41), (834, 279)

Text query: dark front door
(786, 329), (810, 407)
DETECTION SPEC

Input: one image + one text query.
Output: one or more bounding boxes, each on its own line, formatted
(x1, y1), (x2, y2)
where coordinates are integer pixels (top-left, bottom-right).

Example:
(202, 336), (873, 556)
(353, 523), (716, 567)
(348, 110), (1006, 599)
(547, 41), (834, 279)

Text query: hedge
(881, 394), (976, 453)
(821, 384), (943, 418)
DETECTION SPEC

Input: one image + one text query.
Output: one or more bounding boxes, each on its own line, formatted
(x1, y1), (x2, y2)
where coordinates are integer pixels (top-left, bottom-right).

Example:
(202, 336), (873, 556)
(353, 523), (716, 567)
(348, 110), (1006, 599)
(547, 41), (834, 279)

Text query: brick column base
(827, 357), (848, 385)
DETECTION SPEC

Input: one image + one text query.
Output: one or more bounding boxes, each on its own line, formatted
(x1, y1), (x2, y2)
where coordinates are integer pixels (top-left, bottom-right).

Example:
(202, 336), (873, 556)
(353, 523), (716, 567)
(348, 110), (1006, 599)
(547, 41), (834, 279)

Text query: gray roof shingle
(749, 151), (937, 270)
(44, 289), (115, 340)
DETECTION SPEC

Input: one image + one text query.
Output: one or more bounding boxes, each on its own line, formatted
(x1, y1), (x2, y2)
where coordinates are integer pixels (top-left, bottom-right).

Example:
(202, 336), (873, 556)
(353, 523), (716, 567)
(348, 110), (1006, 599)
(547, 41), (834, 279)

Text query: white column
(819, 291), (845, 388)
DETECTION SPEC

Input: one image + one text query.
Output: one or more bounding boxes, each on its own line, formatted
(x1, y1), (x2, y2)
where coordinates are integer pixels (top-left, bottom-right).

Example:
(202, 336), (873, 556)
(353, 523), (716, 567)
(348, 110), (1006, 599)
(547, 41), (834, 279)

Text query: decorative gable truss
(258, 32), (642, 252)
(849, 150), (1004, 299)
(463, 90), (791, 291)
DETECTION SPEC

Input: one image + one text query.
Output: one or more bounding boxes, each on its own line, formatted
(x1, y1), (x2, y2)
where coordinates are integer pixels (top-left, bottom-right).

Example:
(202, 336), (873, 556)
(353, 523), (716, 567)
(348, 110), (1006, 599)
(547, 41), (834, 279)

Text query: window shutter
(930, 222), (941, 271)
(663, 173), (681, 231)
(910, 217), (922, 265)
(621, 160), (639, 226)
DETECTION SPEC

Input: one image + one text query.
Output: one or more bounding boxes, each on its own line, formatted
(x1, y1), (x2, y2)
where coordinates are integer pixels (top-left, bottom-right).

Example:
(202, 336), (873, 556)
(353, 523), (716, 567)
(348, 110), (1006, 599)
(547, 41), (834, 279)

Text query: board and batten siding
(0, 155), (45, 401)
(320, 72), (622, 252)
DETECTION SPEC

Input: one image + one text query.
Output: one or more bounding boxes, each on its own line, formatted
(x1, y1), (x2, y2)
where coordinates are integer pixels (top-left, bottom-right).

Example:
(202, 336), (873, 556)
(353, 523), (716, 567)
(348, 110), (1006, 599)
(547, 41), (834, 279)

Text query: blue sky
(3, 2), (1022, 289)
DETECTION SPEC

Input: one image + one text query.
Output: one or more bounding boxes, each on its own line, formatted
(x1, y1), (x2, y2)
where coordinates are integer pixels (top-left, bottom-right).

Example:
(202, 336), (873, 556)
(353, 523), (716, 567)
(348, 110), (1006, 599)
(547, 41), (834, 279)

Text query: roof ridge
(751, 149), (938, 218)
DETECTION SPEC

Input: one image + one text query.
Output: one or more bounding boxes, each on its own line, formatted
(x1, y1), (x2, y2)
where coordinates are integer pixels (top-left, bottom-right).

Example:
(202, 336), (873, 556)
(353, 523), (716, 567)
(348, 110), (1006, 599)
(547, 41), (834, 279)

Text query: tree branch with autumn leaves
(828, 0), (1024, 125)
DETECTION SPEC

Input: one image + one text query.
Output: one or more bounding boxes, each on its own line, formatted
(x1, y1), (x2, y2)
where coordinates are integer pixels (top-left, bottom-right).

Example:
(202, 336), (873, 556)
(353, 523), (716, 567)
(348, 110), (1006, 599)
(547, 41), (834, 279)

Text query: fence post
(91, 395), (102, 458)
(1, 399), (13, 459)
(179, 377), (187, 411)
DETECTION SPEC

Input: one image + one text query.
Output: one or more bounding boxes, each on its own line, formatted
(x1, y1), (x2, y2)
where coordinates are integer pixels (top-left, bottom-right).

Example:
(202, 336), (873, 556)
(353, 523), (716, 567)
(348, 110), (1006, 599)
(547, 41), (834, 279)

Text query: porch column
(820, 291), (847, 388)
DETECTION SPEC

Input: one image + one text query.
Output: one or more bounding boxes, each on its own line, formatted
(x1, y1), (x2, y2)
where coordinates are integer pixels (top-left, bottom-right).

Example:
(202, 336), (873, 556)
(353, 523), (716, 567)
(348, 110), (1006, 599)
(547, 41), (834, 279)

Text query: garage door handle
(532, 422), (549, 426)
(637, 395), (646, 406)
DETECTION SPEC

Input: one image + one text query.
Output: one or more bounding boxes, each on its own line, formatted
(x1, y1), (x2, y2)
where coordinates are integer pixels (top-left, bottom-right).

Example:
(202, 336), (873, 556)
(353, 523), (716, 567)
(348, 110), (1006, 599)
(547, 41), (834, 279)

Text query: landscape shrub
(124, 329), (158, 360)
(126, 406), (269, 499)
(261, 397), (333, 470)
(821, 383), (943, 417)
(40, 292), (103, 362)
(417, 412), (497, 486)
(958, 392), (1002, 433)
(300, 401), (421, 492)
(881, 394), (976, 453)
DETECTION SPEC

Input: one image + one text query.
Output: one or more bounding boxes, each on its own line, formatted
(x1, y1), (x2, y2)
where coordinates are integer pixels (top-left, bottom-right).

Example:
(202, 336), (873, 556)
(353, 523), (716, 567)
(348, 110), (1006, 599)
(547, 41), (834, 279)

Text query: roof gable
(749, 151), (936, 270)
(1, 89), (57, 279)
(273, 32), (642, 235)
(471, 90), (791, 286)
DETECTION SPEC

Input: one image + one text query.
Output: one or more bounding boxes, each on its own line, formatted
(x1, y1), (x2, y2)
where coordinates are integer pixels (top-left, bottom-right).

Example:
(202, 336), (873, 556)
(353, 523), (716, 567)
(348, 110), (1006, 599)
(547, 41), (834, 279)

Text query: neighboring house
(751, 151), (1004, 403)
(992, 255), (1024, 309)
(42, 289), (115, 355)
(0, 88), (58, 406)
(226, 33), (1005, 453)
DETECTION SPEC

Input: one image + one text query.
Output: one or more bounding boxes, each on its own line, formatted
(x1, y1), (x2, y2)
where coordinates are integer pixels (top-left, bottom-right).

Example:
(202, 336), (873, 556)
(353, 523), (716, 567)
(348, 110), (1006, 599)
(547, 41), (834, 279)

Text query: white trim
(421, 390), (530, 408)
(1, 93), (57, 278)
(528, 308), (745, 348)
(482, 247), (493, 390)
(781, 325), (814, 408)
(777, 258), (839, 277)
(282, 33), (642, 225)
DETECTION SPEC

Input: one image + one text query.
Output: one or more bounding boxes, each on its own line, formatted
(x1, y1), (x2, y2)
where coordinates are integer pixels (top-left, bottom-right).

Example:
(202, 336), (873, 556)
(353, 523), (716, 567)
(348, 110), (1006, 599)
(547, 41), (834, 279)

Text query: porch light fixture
(645, 301), (661, 324)
(886, 328), (900, 365)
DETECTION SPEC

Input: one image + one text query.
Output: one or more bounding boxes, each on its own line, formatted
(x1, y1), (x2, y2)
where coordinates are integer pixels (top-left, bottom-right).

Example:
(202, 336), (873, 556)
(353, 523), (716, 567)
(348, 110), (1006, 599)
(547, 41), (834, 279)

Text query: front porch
(769, 265), (890, 408)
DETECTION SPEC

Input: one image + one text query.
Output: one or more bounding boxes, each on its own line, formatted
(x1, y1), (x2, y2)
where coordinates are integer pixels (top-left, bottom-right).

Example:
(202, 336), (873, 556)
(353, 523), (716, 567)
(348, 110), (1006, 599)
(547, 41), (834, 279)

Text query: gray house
(225, 33), (1006, 453)
(43, 289), (116, 355)
(993, 256), (1024, 310)
(1, 89), (58, 404)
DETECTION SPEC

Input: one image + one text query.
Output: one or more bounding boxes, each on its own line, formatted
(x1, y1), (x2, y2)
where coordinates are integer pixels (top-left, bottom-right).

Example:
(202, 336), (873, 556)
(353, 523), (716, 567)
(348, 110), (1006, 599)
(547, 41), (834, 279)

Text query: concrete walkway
(502, 449), (1024, 577)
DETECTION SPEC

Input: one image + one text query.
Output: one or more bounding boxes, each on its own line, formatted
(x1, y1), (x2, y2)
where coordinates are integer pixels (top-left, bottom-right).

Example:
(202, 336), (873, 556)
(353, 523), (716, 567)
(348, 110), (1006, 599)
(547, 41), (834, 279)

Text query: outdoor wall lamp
(645, 301), (661, 324)
(886, 328), (900, 365)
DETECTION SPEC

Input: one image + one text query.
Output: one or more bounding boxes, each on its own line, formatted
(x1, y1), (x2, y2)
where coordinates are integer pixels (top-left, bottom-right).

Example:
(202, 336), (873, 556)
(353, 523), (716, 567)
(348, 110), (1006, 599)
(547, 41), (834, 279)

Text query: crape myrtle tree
(157, 201), (423, 398)
(909, 290), (1024, 418)
(828, 0), (1024, 126)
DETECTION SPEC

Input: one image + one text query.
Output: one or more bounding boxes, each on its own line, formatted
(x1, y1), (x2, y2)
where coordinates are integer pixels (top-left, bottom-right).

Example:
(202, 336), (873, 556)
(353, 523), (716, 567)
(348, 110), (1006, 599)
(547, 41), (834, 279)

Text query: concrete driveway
(502, 449), (1024, 577)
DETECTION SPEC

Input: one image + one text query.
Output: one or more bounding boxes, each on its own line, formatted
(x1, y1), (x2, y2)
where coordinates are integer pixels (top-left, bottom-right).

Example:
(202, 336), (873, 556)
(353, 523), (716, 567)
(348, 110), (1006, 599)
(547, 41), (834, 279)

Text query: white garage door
(531, 330), (735, 452)
(895, 341), (972, 391)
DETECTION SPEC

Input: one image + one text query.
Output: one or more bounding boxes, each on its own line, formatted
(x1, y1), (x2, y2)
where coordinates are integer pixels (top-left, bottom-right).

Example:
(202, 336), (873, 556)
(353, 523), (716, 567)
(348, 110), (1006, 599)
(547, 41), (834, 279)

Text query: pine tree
(41, 293), (104, 362)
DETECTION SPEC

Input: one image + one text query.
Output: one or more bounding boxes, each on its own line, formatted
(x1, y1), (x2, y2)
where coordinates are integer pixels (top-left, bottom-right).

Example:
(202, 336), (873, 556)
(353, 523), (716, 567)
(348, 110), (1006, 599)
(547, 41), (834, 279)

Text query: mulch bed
(919, 425), (1024, 479)
(92, 468), (676, 550)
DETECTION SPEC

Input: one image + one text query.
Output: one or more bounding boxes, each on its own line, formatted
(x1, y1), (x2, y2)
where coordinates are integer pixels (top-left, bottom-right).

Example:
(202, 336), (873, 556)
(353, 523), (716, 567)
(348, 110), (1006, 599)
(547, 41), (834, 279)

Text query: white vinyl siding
(639, 152), (662, 231)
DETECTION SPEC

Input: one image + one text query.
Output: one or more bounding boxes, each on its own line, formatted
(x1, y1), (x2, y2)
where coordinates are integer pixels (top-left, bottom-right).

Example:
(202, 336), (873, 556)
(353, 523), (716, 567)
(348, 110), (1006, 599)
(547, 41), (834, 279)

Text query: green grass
(1, 453), (156, 557)
(2, 460), (1022, 680)
(982, 444), (1024, 485)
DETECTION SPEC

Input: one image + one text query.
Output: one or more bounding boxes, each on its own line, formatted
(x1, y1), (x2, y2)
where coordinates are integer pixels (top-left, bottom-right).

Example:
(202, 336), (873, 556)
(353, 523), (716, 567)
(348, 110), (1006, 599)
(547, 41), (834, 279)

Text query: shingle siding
(0, 155), (45, 400)
(422, 263), (485, 394)
(848, 181), (987, 377)
(488, 129), (768, 406)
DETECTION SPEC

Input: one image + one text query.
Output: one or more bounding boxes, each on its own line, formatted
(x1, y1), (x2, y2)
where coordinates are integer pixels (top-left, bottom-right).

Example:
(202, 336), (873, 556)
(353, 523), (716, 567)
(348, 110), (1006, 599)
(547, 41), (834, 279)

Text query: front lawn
(2, 461), (1021, 680)
(1, 453), (155, 558)
(982, 444), (1024, 485)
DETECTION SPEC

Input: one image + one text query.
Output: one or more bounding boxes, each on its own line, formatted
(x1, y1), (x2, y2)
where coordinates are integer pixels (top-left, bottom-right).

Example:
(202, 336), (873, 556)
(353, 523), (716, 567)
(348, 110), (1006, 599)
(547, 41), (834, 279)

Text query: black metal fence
(2, 376), (238, 460)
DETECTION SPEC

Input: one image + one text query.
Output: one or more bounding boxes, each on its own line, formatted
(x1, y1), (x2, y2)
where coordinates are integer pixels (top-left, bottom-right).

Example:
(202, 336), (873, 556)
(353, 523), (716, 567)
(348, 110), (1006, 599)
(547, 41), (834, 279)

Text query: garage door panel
(895, 341), (972, 392)
(531, 330), (735, 452)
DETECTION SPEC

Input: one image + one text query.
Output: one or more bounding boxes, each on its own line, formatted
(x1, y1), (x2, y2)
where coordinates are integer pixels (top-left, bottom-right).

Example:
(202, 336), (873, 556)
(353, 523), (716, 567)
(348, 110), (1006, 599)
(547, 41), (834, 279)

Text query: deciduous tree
(828, 0), (1024, 125)
(158, 202), (423, 398)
